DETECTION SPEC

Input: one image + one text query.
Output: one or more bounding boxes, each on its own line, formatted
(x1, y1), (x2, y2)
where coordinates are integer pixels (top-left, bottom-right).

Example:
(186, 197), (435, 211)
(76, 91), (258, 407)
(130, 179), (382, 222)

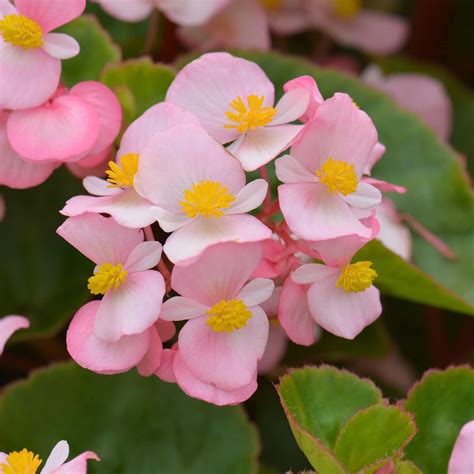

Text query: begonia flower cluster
(53, 52), (407, 406)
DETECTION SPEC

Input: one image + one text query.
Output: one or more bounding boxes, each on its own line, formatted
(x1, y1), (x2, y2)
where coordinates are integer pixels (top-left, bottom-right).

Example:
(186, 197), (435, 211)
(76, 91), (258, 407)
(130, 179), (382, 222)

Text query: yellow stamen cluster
(106, 153), (139, 188)
(259, 0), (283, 11)
(206, 299), (252, 333)
(225, 95), (276, 133)
(0, 14), (44, 49)
(88, 263), (128, 295)
(333, 0), (361, 19)
(337, 261), (377, 293)
(316, 158), (358, 195)
(180, 180), (235, 219)
(0, 449), (42, 474)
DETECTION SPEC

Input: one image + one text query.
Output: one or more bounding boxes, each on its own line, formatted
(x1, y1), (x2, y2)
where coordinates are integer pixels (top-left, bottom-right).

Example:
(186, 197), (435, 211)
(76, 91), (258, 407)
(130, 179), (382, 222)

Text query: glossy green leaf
(101, 58), (176, 124)
(334, 405), (416, 472)
(0, 362), (259, 474)
(404, 366), (474, 473)
(58, 15), (121, 86)
(0, 170), (90, 339)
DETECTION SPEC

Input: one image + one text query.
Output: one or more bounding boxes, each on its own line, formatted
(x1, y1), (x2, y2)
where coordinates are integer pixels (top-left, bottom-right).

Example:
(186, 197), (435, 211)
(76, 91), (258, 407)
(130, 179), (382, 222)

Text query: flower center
(1, 449), (42, 474)
(225, 95), (276, 134)
(106, 153), (139, 188)
(180, 180), (235, 219)
(206, 299), (252, 333)
(0, 14), (44, 49)
(337, 261), (377, 293)
(333, 0), (361, 19)
(316, 158), (358, 195)
(88, 263), (128, 295)
(258, 0), (283, 11)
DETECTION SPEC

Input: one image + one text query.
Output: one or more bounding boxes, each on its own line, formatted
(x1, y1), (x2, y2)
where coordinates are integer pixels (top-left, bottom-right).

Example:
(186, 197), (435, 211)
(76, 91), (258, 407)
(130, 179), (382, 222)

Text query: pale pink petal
(70, 81), (122, 156)
(16, 0), (86, 32)
(0, 453), (7, 466)
(269, 1), (312, 35)
(259, 286), (282, 317)
(95, 270), (165, 342)
(362, 177), (406, 194)
(364, 142), (386, 175)
(291, 264), (339, 284)
(155, 347), (177, 383)
(283, 75), (324, 123)
(153, 207), (189, 233)
(0, 43), (60, 110)
(236, 278), (274, 307)
(0, 1), (16, 16)
(230, 124), (304, 171)
(163, 214), (271, 264)
(66, 301), (150, 374)
(137, 326), (163, 377)
(124, 241), (162, 272)
(341, 182), (382, 209)
(68, 147), (111, 177)
(272, 88), (310, 126)
(166, 52), (274, 143)
(278, 182), (373, 241)
(97, 0), (153, 22)
(155, 320), (176, 342)
(41, 440), (69, 473)
(258, 323), (288, 374)
(0, 315), (29, 355)
(307, 274), (382, 339)
(7, 94), (100, 163)
(83, 176), (119, 196)
(275, 153), (317, 183)
(227, 179), (268, 215)
(448, 420), (474, 474)
(159, 0), (230, 26)
(53, 452), (100, 474)
(42, 33), (79, 59)
(173, 351), (257, 405)
(56, 214), (143, 265)
(160, 297), (209, 322)
(179, 307), (269, 390)
(170, 241), (263, 305)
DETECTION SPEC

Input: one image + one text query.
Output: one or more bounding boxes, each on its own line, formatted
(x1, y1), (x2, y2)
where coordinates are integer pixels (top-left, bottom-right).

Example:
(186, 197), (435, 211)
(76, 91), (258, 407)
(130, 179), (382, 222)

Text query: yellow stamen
(0, 14), (44, 49)
(180, 180), (235, 219)
(106, 153), (139, 188)
(316, 158), (358, 195)
(1, 449), (42, 474)
(225, 95), (276, 133)
(333, 0), (361, 19)
(206, 299), (252, 333)
(88, 263), (128, 295)
(337, 261), (377, 293)
(258, 0), (283, 11)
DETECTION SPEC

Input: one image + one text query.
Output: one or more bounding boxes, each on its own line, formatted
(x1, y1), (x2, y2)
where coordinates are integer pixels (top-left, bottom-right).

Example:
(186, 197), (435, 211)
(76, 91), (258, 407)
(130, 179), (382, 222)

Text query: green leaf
(0, 362), (259, 474)
(394, 460), (422, 474)
(404, 366), (474, 473)
(218, 51), (474, 315)
(334, 405), (416, 473)
(0, 169), (90, 339)
(58, 15), (121, 86)
(101, 58), (176, 124)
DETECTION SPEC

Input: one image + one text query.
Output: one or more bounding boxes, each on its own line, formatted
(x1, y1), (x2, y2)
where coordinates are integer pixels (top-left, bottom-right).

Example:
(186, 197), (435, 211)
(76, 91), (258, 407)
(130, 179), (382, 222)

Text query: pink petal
(236, 278), (275, 307)
(259, 285), (282, 317)
(155, 320), (176, 342)
(7, 94), (100, 163)
(230, 124), (304, 172)
(362, 177), (406, 194)
(341, 182), (382, 209)
(283, 75), (324, 123)
(57, 214), (143, 265)
(83, 176), (119, 196)
(292, 264), (340, 284)
(163, 214), (271, 264)
(66, 147), (111, 179)
(173, 351), (257, 406)
(54, 451), (99, 474)
(137, 326), (163, 377)
(153, 207), (189, 233)
(66, 301), (150, 374)
(155, 347), (177, 383)
(258, 323), (288, 374)
(159, 0), (230, 26)
(42, 33), (79, 59)
(165, 52), (274, 143)
(124, 241), (162, 272)
(275, 153), (317, 183)
(178, 308), (268, 390)
(0, 43), (60, 110)
(70, 81), (122, 156)
(97, 0), (153, 22)
(364, 142), (386, 175)
(0, 315), (29, 355)
(269, 1), (312, 35)
(0, 1), (17, 16)
(227, 179), (268, 215)
(448, 420), (474, 474)
(272, 88), (310, 126)
(170, 241), (263, 305)
(41, 440), (69, 473)
(306, 274), (382, 339)
(160, 297), (209, 322)
(95, 270), (165, 342)
(16, 0), (86, 32)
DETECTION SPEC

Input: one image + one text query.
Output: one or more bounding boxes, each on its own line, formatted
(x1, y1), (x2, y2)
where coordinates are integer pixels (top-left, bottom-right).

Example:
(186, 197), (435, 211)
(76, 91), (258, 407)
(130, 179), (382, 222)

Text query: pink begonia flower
(166, 52), (310, 171)
(97, 0), (230, 25)
(65, 146), (111, 180)
(363, 65), (452, 141)
(0, 315), (29, 355)
(61, 102), (198, 229)
(305, 0), (408, 56)
(160, 242), (273, 395)
(0, 0), (85, 110)
(292, 219), (382, 339)
(276, 92), (382, 241)
(0, 110), (59, 189)
(134, 123), (271, 263)
(7, 82), (122, 163)
(448, 420), (474, 474)
(57, 213), (165, 342)
(0, 440), (98, 474)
